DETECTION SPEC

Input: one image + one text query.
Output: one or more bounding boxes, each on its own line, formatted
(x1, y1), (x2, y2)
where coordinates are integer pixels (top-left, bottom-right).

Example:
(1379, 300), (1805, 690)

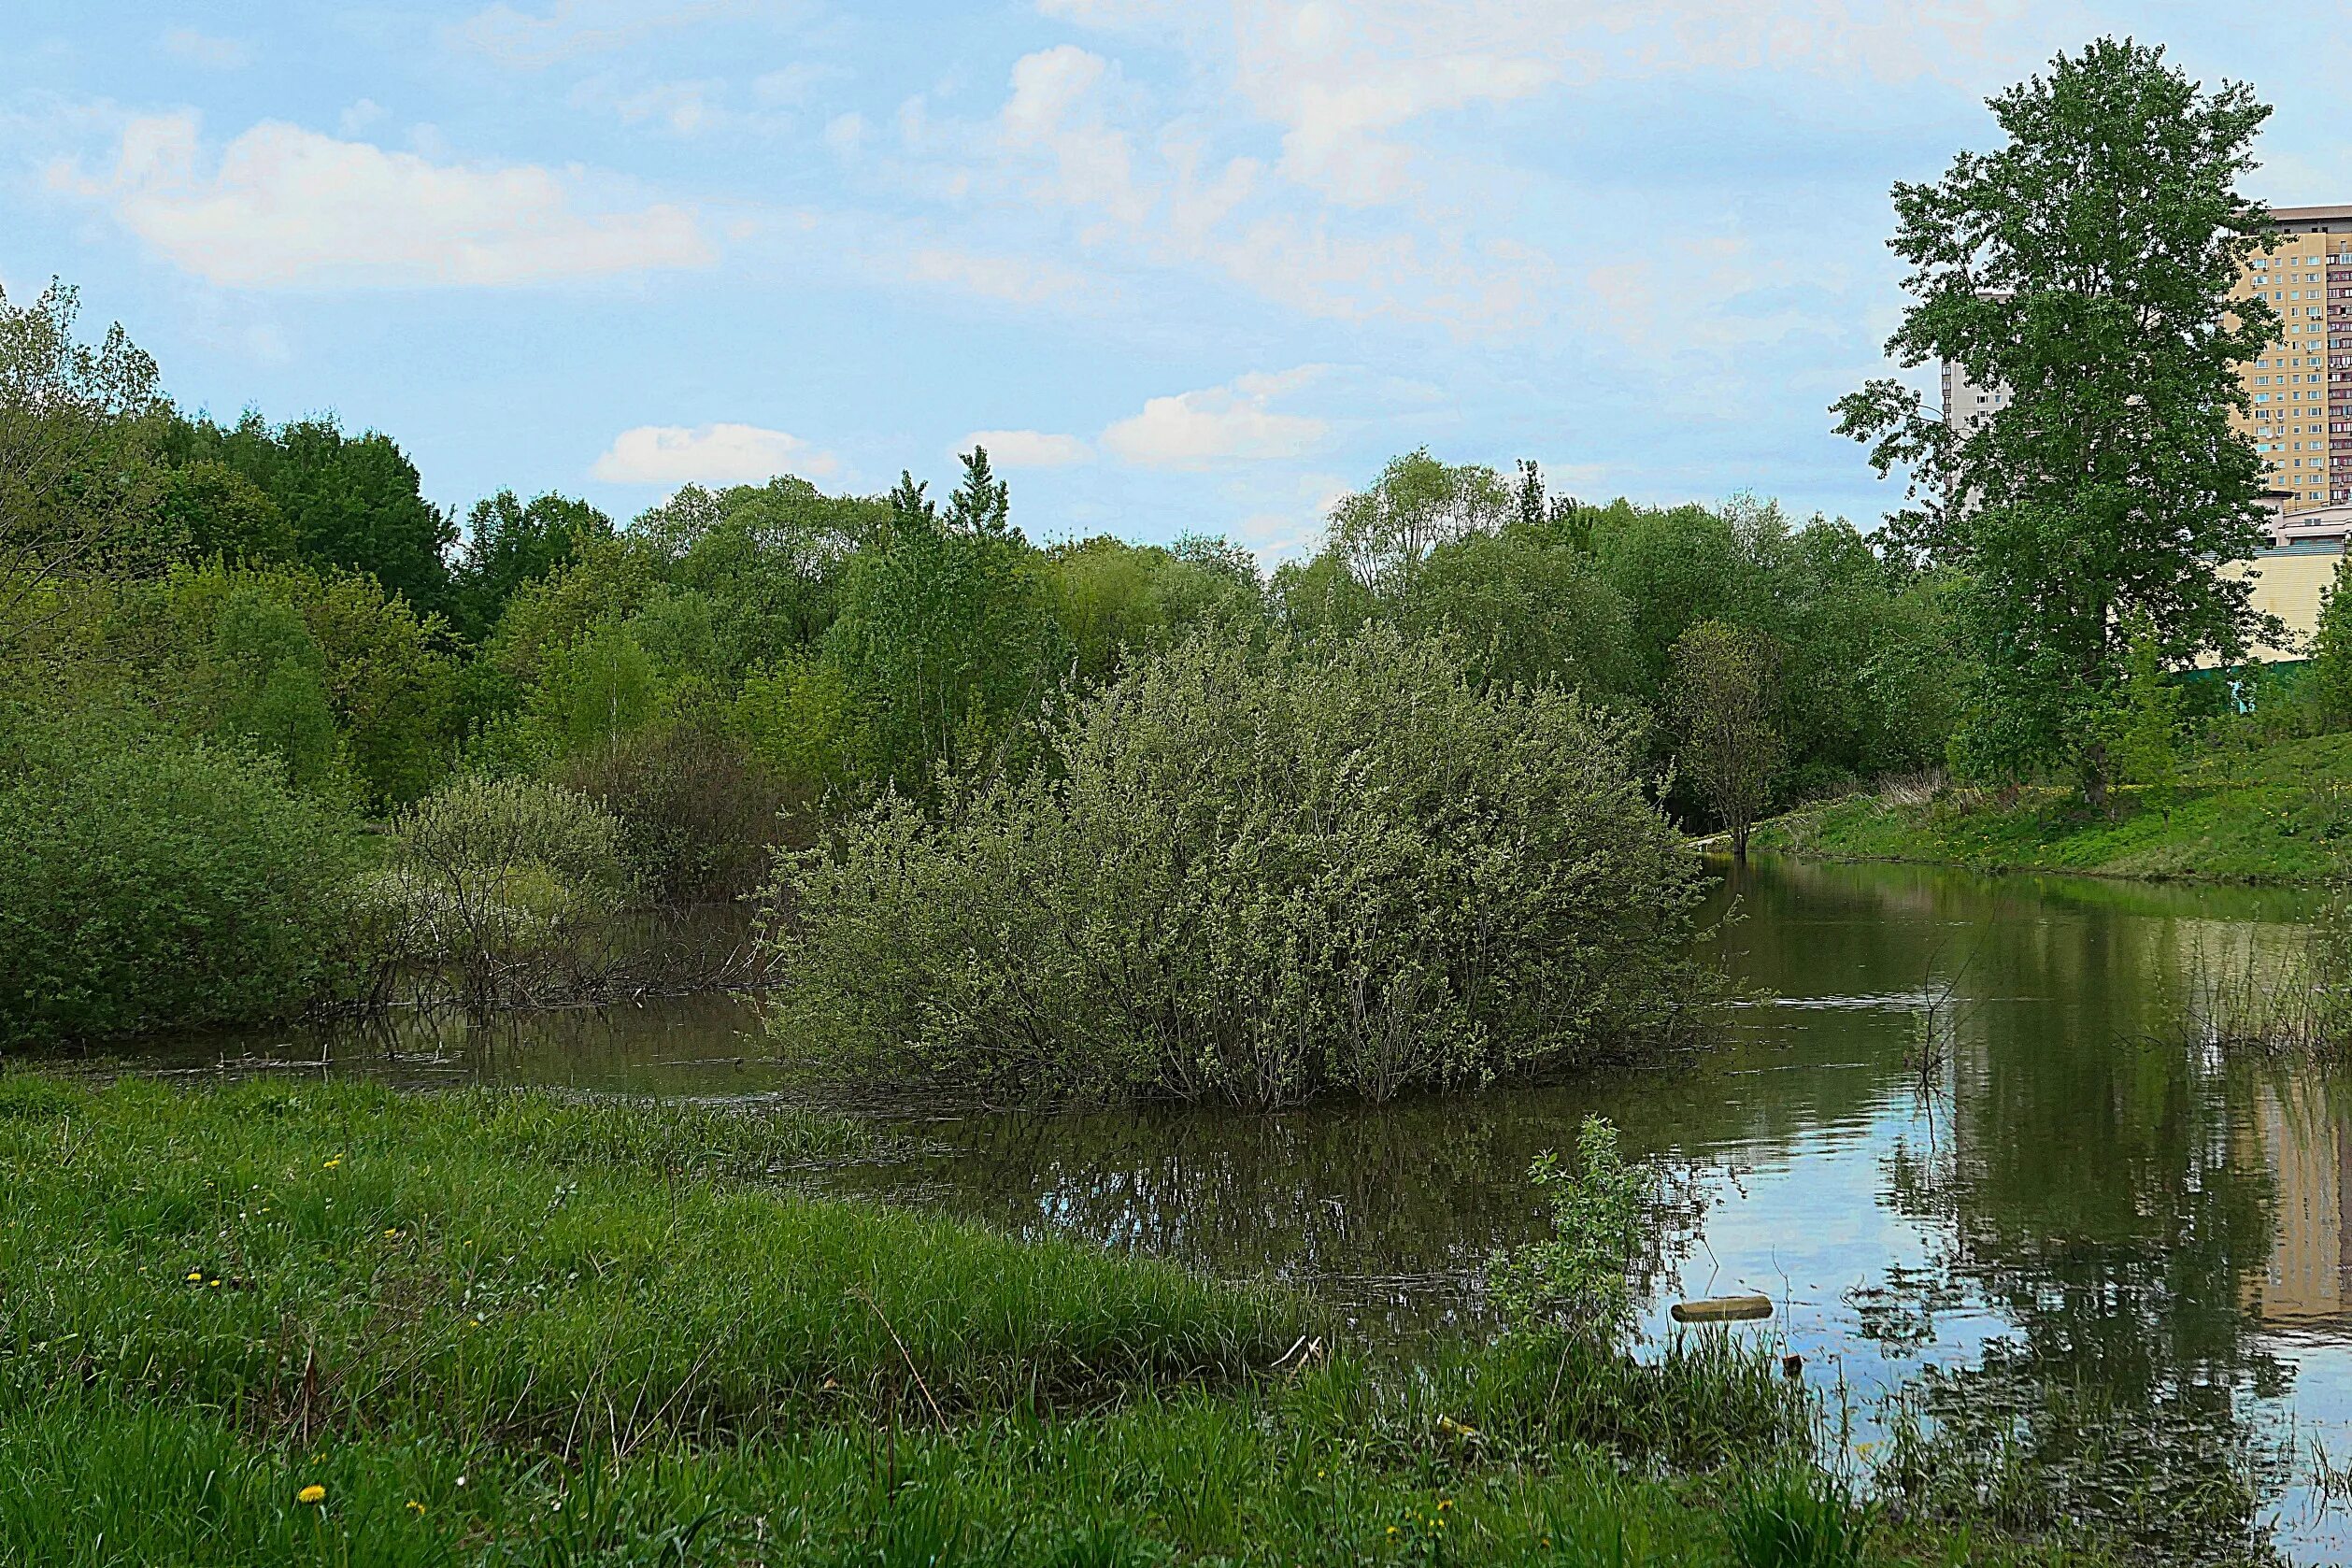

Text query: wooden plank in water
(1670, 1294), (1773, 1323)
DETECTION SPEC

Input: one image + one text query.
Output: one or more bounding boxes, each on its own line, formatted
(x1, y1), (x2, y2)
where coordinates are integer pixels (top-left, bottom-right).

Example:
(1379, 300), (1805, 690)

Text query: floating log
(1670, 1293), (1773, 1323)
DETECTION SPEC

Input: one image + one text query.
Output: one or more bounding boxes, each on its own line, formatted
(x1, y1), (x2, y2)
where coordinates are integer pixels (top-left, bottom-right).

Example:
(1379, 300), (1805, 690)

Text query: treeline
(1, 279), (1961, 1045)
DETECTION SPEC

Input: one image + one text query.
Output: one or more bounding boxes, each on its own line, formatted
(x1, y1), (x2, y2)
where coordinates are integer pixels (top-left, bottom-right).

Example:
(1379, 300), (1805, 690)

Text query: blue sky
(7, 2), (2346, 561)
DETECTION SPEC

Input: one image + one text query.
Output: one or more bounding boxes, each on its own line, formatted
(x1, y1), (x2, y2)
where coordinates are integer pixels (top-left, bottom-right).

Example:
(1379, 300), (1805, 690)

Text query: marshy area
(23, 854), (2352, 1566)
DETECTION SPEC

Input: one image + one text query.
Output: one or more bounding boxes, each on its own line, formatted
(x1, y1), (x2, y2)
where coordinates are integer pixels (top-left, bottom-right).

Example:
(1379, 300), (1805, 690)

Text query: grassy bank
(0, 1075), (2088, 1566)
(1751, 733), (2352, 884)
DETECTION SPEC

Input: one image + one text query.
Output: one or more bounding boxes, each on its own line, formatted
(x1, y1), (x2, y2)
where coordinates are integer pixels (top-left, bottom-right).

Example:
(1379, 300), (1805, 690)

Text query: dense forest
(3, 278), (1971, 1046)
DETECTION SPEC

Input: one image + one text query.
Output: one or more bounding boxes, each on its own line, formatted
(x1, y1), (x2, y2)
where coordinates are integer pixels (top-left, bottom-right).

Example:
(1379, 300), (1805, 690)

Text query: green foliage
(769, 623), (1714, 1106)
(1399, 523), (1636, 697)
(80, 560), (461, 809)
(2308, 552), (2352, 732)
(451, 489), (610, 638)
(166, 410), (458, 617)
(207, 586), (343, 793)
(637, 477), (883, 674)
(0, 704), (359, 1044)
(560, 724), (792, 903)
(1486, 1117), (1658, 1345)
(2113, 620), (2184, 812)
(533, 619), (664, 759)
(1672, 620), (1785, 854)
(1326, 447), (1513, 595)
(1836, 38), (2276, 804)
(820, 452), (1066, 795)
(365, 774), (629, 1004)
(1725, 1473), (1875, 1568)
(0, 279), (166, 649)
(150, 458), (293, 563)
(1044, 534), (1265, 683)
(730, 649), (860, 799)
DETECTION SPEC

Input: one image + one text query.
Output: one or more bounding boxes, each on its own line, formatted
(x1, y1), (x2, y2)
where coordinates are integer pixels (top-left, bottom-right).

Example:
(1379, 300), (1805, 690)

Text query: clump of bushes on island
(766, 623), (1717, 1106)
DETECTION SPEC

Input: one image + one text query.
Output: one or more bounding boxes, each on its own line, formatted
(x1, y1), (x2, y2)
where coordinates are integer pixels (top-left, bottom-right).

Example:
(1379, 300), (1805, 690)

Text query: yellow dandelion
(298, 1484), (326, 1504)
(186, 1270), (203, 1282)
(406, 1500), (425, 1516)
(322, 1157), (341, 1170)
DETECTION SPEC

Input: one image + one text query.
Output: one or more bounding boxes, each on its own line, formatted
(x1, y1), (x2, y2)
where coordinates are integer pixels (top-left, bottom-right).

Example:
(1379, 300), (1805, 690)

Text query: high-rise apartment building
(1942, 203), (2352, 513)
(2234, 204), (2352, 511)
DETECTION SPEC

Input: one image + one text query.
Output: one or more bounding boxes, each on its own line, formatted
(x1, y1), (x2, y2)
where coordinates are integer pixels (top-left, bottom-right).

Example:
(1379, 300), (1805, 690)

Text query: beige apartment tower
(1944, 204), (2352, 514)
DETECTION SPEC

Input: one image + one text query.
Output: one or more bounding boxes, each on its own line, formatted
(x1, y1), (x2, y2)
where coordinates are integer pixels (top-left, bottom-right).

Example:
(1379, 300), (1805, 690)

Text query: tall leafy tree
(1327, 448), (1512, 595)
(170, 412), (457, 617)
(821, 450), (1064, 795)
(0, 280), (165, 649)
(1670, 620), (1783, 859)
(1834, 38), (2278, 805)
(452, 490), (610, 639)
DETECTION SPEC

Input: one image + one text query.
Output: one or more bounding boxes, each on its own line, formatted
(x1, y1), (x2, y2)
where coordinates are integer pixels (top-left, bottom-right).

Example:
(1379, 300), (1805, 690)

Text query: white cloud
(962, 430), (1092, 468)
(905, 247), (1094, 306)
(160, 27), (250, 69)
(592, 422), (836, 485)
(608, 78), (723, 135)
(1001, 46), (1148, 224)
(823, 112), (867, 154)
(55, 113), (713, 289)
(1228, 470), (1351, 563)
(336, 99), (387, 137)
(443, 0), (775, 67)
(1100, 367), (1331, 469)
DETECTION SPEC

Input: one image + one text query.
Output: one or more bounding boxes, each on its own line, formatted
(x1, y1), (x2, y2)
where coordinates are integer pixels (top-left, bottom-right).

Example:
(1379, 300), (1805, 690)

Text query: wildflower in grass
(185, 1270), (202, 1282)
(406, 1500), (425, 1516)
(322, 1157), (341, 1169)
(298, 1484), (326, 1504)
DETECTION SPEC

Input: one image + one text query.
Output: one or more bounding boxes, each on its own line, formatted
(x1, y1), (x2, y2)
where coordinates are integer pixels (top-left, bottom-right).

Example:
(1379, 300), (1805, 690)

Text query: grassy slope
(0, 1075), (2077, 1567)
(1752, 733), (2352, 884)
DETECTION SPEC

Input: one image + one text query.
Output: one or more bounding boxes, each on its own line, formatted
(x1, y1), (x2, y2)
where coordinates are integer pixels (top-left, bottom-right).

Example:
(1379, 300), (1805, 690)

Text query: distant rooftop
(2268, 204), (2352, 225)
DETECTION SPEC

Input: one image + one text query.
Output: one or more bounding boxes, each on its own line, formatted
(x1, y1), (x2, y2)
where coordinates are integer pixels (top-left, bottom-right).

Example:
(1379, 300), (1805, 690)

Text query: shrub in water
(362, 774), (629, 1005)
(1488, 1116), (1659, 1345)
(0, 704), (359, 1044)
(561, 723), (796, 904)
(765, 623), (1714, 1105)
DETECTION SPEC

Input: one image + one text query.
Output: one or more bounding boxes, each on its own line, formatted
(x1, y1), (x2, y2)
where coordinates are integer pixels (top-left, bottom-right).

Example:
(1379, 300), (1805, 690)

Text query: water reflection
(67, 855), (2352, 1562)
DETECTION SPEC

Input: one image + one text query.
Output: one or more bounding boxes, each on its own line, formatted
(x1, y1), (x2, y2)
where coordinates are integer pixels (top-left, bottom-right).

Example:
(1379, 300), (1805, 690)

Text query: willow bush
(0, 704), (360, 1044)
(358, 774), (630, 1009)
(764, 624), (1714, 1106)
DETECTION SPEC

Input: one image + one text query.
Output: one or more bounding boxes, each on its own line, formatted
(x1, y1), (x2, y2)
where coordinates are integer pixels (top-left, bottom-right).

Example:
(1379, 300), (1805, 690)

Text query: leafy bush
(362, 775), (628, 1006)
(1487, 1117), (1659, 1345)
(0, 705), (359, 1044)
(561, 723), (794, 903)
(765, 623), (1714, 1106)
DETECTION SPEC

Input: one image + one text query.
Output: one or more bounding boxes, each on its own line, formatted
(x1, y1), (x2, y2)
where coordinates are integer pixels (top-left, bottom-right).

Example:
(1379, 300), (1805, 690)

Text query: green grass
(0, 1076), (2109, 1565)
(1752, 732), (2352, 884)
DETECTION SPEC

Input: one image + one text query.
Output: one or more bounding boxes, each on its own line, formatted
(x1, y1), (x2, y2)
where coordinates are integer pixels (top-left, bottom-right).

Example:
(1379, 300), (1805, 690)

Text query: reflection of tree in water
(1859, 871), (2298, 1566)
(820, 1090), (1735, 1337)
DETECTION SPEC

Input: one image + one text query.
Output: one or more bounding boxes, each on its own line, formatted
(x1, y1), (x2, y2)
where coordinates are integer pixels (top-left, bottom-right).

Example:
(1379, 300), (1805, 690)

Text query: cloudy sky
(7, 2), (2346, 558)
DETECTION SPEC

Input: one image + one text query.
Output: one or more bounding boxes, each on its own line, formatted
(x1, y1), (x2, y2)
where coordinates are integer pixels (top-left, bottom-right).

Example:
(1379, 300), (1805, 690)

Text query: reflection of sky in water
(65, 856), (2352, 1563)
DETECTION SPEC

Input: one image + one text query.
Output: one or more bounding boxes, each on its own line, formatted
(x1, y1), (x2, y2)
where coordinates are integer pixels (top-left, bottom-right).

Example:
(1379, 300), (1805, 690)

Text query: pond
(74, 855), (2352, 1564)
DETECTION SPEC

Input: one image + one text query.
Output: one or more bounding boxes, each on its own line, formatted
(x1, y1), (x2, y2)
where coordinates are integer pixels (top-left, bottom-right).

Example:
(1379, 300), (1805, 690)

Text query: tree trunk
(1732, 819), (1751, 860)
(2081, 738), (2112, 815)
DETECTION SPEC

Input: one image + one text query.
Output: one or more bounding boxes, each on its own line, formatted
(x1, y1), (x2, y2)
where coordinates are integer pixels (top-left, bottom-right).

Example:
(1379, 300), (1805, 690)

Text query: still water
(90, 856), (2352, 1562)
